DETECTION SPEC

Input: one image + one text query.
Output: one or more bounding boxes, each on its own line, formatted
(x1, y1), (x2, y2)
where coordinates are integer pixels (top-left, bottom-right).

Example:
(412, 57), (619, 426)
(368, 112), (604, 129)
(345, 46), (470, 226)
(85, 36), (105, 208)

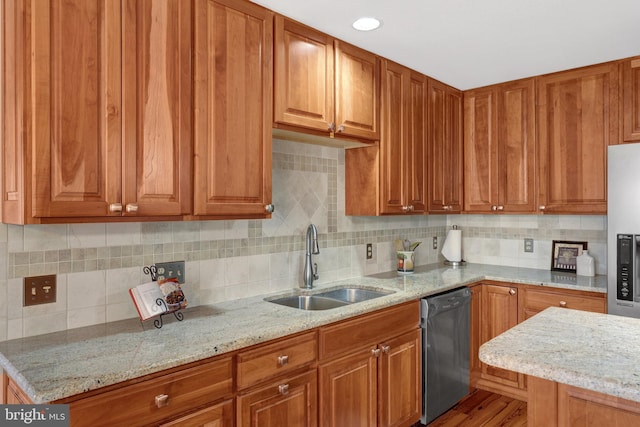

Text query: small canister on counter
(397, 251), (415, 274)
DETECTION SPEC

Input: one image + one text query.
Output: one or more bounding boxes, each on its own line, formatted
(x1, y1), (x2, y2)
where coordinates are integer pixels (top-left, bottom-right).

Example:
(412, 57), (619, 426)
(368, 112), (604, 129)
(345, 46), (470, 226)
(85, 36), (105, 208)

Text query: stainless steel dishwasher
(420, 287), (471, 425)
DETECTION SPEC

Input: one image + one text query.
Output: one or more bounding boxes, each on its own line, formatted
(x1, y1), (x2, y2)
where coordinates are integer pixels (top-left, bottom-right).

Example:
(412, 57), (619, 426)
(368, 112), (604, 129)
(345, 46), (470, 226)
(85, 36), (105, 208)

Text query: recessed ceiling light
(352, 17), (381, 32)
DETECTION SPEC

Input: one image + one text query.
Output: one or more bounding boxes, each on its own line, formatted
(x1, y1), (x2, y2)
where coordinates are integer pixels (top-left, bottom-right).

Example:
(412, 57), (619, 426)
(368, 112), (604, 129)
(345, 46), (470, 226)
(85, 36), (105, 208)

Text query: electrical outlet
(433, 236), (438, 250)
(524, 238), (534, 253)
(24, 274), (56, 306)
(156, 261), (185, 284)
(366, 243), (373, 260)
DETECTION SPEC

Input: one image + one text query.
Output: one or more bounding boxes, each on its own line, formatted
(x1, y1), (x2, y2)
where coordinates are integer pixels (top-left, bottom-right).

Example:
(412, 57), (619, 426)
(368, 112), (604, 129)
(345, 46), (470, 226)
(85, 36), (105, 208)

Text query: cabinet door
(497, 78), (536, 213)
(407, 72), (428, 214)
(319, 350), (377, 427)
(160, 400), (234, 427)
(622, 57), (640, 142)
(334, 41), (379, 140)
(380, 60), (408, 214)
(464, 87), (498, 213)
(480, 284), (522, 389)
(378, 330), (421, 427)
(31, 0), (122, 218)
(237, 371), (317, 427)
(537, 63), (618, 214)
(193, 0), (273, 217)
(428, 79), (463, 213)
(122, 0), (192, 217)
(274, 16), (333, 133)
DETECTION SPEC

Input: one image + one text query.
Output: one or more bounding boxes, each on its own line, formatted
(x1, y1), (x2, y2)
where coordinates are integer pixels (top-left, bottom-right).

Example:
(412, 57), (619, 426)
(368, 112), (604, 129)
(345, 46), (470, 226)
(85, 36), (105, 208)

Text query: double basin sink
(266, 287), (395, 311)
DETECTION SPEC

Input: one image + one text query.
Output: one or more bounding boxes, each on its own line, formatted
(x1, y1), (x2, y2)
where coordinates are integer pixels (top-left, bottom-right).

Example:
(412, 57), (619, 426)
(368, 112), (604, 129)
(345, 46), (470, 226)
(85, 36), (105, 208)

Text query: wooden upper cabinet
(2, 0), (192, 223)
(464, 78), (535, 213)
(273, 16), (334, 133)
(334, 40), (379, 140)
(273, 16), (379, 141)
(193, 0), (273, 218)
(379, 60), (426, 214)
(428, 78), (463, 213)
(121, 0), (192, 217)
(31, 0), (123, 220)
(622, 57), (640, 142)
(537, 63), (618, 214)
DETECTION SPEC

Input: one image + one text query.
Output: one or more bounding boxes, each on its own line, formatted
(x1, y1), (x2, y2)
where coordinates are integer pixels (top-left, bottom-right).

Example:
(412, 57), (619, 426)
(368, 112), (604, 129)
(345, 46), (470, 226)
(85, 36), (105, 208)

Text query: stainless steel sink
(267, 287), (395, 310)
(268, 295), (349, 310)
(313, 287), (395, 303)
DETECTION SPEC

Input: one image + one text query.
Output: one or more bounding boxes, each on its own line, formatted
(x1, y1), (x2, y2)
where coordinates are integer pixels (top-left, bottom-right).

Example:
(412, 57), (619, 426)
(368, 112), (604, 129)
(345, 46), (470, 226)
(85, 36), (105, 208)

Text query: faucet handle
(313, 263), (319, 280)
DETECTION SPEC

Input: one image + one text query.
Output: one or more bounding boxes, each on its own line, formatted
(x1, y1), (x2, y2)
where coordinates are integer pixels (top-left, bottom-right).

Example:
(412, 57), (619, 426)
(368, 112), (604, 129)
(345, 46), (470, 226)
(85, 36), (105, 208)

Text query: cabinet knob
(401, 205), (410, 212)
(328, 122), (336, 132)
(491, 205), (497, 211)
(371, 348), (381, 357)
(155, 394), (169, 408)
(337, 124), (345, 133)
(125, 203), (138, 213)
(109, 203), (123, 213)
(265, 204), (275, 213)
(278, 384), (289, 395)
(559, 301), (567, 308)
(509, 288), (516, 296)
(381, 345), (390, 354)
(539, 205), (546, 211)
(497, 205), (504, 211)
(278, 355), (289, 366)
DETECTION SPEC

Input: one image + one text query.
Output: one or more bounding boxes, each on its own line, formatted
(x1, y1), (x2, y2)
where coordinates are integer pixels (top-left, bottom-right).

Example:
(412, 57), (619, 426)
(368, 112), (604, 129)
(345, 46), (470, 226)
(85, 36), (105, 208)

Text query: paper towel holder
(442, 225), (466, 268)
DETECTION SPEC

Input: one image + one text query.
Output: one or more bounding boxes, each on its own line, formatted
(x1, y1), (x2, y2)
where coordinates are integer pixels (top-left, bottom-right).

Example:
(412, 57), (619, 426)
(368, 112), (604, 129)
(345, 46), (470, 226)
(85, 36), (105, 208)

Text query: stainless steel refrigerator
(608, 143), (640, 317)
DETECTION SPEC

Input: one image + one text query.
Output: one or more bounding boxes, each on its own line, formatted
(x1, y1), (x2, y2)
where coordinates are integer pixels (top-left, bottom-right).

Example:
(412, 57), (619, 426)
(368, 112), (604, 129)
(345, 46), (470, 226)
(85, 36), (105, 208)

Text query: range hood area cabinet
(273, 15), (380, 143)
(2, 0), (193, 224)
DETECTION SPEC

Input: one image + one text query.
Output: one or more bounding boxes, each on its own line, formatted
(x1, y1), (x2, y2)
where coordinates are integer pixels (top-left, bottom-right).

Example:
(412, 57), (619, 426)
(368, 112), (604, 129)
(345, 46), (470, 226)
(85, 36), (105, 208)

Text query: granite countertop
(479, 306), (640, 402)
(0, 263), (606, 403)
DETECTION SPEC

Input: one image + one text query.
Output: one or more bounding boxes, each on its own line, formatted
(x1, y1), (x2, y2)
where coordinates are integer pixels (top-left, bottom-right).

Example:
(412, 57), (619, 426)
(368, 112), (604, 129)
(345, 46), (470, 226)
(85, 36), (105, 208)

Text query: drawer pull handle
(278, 384), (289, 395)
(559, 301), (567, 307)
(371, 348), (381, 357)
(509, 288), (516, 296)
(155, 394), (169, 408)
(278, 355), (289, 366)
(381, 345), (390, 354)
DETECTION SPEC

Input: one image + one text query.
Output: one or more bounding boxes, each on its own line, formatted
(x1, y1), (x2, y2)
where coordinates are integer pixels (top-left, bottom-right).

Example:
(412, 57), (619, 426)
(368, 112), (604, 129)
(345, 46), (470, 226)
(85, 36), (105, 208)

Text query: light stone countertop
(0, 263), (606, 403)
(479, 306), (640, 402)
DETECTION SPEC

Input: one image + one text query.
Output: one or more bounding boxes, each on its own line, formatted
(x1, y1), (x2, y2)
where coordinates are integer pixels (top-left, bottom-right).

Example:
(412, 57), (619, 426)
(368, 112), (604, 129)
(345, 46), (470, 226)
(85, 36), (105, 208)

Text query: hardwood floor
(420, 389), (527, 426)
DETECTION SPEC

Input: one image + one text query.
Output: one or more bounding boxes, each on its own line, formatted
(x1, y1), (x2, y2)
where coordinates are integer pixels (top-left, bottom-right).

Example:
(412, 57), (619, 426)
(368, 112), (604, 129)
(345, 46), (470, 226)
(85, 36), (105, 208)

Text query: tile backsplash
(0, 139), (607, 340)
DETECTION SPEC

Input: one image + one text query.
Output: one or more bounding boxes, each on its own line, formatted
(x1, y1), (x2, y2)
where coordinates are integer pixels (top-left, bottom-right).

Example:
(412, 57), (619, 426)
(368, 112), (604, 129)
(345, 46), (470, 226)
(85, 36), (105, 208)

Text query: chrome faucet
(303, 224), (320, 288)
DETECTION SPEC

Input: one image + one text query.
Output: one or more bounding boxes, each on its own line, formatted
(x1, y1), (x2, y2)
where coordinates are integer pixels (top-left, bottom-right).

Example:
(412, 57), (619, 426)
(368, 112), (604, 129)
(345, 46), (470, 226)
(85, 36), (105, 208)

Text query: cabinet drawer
(319, 301), (420, 361)
(237, 332), (317, 389)
(67, 357), (233, 427)
(522, 287), (605, 318)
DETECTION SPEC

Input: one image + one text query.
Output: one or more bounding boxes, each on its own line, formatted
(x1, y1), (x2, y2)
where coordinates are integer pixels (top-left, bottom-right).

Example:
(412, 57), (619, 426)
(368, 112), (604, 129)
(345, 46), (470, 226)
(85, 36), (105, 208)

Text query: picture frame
(551, 240), (588, 272)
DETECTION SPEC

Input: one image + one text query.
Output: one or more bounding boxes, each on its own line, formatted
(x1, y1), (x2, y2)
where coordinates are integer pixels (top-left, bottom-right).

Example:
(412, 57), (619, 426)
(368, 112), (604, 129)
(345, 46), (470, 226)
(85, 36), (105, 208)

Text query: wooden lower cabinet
(160, 400), (234, 427)
(60, 357), (234, 427)
(474, 282), (526, 400)
(237, 370), (317, 427)
(318, 301), (421, 427)
(471, 282), (607, 402)
(528, 376), (640, 427)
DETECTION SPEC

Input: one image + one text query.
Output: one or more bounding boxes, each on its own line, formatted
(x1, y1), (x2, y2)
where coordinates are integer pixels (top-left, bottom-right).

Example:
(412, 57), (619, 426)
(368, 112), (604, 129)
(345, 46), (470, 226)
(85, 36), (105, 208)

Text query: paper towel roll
(442, 229), (462, 262)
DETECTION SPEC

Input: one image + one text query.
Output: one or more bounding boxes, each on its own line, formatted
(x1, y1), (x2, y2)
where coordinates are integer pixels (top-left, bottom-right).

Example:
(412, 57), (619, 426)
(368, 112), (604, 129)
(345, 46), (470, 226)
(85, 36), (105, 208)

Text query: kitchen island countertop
(479, 306), (640, 403)
(0, 263), (606, 403)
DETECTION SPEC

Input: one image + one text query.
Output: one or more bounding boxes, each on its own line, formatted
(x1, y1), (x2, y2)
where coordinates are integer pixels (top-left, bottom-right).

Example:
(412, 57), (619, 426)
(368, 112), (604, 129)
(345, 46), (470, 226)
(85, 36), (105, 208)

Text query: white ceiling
(251, 0), (640, 90)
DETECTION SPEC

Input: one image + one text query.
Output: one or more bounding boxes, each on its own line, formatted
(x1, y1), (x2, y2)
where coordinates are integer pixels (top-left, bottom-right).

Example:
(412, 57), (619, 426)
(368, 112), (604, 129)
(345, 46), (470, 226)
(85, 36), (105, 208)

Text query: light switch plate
(24, 274), (57, 306)
(156, 261), (185, 284)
